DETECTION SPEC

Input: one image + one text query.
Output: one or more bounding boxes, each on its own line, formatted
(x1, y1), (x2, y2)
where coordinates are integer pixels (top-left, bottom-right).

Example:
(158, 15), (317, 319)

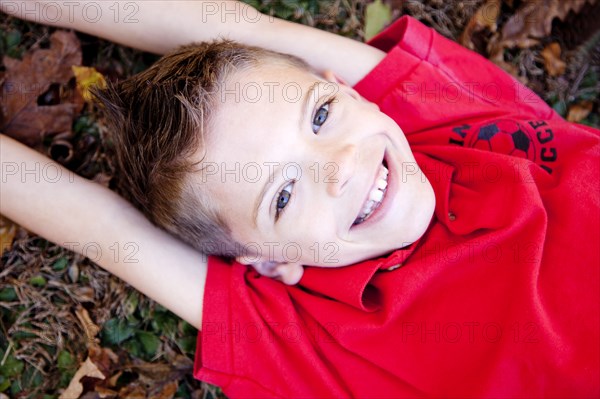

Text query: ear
(236, 256), (304, 285)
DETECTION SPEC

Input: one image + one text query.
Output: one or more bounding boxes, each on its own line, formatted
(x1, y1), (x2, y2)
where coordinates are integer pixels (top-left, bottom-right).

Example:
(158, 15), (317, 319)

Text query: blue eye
(275, 182), (294, 220)
(312, 101), (331, 133)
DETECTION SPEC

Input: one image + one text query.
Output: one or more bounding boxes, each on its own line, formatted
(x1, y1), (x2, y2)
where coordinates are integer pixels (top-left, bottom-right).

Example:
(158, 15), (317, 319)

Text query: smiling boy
(203, 64), (435, 284)
(1, 1), (599, 397)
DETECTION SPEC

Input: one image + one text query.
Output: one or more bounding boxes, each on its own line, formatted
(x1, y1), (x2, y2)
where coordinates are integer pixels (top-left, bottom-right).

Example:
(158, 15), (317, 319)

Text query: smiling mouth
(353, 160), (389, 225)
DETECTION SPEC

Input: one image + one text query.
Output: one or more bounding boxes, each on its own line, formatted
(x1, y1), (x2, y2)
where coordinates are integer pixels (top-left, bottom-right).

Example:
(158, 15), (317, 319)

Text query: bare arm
(0, 134), (207, 330)
(0, 0), (385, 85)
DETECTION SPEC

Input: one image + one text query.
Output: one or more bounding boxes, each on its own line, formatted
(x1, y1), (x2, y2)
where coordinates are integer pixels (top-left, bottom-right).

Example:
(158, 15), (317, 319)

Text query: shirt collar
(297, 153), (453, 311)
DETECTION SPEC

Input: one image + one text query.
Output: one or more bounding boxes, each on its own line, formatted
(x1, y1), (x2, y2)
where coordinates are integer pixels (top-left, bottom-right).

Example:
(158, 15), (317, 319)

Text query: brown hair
(94, 40), (310, 257)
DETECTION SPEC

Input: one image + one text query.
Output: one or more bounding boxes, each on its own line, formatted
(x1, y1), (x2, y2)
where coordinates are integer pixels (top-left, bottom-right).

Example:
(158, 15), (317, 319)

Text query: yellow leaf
(0, 216), (17, 256)
(365, 0), (392, 42)
(541, 42), (566, 77)
(72, 66), (107, 102)
(567, 101), (593, 123)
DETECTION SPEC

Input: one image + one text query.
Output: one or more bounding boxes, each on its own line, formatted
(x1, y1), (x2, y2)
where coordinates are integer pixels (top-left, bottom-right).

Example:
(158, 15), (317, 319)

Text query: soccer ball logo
(468, 120), (536, 161)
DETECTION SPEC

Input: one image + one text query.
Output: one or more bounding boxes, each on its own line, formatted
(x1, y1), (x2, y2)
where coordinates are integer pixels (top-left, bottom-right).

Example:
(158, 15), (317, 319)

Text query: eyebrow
(252, 82), (318, 228)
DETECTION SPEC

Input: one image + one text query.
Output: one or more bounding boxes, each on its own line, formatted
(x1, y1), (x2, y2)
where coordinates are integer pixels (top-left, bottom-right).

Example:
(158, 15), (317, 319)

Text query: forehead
(205, 63), (322, 162)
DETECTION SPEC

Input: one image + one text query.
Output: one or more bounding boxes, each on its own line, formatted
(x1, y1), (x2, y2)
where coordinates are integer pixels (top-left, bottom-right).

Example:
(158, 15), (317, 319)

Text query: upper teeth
(354, 163), (388, 225)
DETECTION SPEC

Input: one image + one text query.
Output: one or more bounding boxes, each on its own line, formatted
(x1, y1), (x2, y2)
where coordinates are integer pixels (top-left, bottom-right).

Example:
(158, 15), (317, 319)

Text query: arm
(0, 0), (385, 86)
(0, 134), (207, 329)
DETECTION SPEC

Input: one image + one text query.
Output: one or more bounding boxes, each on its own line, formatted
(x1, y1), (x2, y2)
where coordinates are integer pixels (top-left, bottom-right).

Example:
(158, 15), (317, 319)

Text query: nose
(325, 143), (357, 197)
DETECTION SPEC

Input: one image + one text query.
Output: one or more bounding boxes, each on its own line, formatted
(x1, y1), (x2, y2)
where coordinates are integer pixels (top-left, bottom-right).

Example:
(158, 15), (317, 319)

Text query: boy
(1, 1), (598, 397)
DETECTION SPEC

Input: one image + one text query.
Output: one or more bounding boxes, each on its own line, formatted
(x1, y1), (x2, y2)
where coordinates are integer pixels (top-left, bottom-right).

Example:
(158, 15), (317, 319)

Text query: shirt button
(385, 263), (402, 271)
(448, 212), (456, 221)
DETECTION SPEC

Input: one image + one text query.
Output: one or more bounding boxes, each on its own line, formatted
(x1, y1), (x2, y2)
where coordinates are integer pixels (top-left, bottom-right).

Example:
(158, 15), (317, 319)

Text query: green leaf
(0, 287), (17, 301)
(364, 0), (392, 41)
(0, 353), (24, 378)
(552, 100), (567, 117)
(151, 311), (177, 338)
(5, 30), (21, 48)
(136, 331), (160, 356)
(22, 365), (43, 388)
(29, 275), (47, 287)
(180, 320), (197, 335)
(0, 375), (10, 392)
(52, 258), (68, 271)
(57, 350), (75, 369)
(122, 339), (142, 358)
(101, 318), (136, 345)
(58, 370), (75, 389)
(123, 292), (139, 317)
(177, 336), (197, 355)
(10, 379), (21, 395)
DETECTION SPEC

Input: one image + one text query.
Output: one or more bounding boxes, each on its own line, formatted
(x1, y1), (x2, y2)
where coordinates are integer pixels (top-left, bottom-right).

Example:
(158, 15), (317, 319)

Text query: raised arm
(0, 0), (385, 85)
(0, 134), (207, 329)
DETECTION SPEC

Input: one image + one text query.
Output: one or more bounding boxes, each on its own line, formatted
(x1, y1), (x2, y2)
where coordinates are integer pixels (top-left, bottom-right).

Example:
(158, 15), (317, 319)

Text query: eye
(312, 100), (332, 133)
(275, 181), (294, 220)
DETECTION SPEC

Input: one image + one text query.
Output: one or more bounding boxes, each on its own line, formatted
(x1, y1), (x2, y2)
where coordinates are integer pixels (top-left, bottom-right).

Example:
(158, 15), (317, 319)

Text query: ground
(1, 0), (598, 397)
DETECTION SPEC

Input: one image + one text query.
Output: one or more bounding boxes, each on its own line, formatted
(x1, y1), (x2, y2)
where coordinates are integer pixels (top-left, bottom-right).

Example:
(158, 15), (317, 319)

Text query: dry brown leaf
(151, 381), (178, 399)
(60, 357), (106, 399)
(489, 0), (597, 60)
(0, 215), (17, 256)
(541, 42), (567, 76)
(94, 386), (118, 399)
(131, 360), (174, 380)
(75, 306), (101, 345)
(459, 0), (501, 51)
(567, 101), (594, 122)
(0, 30), (83, 148)
(118, 384), (147, 398)
(88, 345), (119, 376)
(106, 371), (123, 388)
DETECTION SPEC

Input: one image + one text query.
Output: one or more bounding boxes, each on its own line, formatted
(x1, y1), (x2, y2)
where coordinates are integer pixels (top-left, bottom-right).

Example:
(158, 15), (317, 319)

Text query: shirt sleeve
(353, 16), (560, 135)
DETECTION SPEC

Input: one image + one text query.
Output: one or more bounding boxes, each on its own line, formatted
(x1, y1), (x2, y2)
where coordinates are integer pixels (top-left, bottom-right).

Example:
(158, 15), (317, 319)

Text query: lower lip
(352, 151), (397, 230)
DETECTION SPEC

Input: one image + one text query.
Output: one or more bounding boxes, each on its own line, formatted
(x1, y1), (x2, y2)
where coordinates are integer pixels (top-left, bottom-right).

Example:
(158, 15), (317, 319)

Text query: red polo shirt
(194, 16), (600, 397)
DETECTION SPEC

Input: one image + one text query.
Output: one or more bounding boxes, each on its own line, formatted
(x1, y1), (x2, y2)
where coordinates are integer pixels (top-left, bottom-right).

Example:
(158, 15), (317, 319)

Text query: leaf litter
(1, 1), (598, 397)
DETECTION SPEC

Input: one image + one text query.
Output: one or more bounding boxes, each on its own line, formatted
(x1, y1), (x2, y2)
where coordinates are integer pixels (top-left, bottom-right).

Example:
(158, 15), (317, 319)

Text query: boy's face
(197, 62), (435, 283)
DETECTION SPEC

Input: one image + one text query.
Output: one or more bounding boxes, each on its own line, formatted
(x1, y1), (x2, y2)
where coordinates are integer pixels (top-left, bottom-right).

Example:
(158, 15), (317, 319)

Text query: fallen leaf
(118, 384), (146, 398)
(75, 306), (101, 345)
(88, 345), (119, 376)
(0, 30), (83, 148)
(72, 66), (107, 103)
(94, 386), (118, 399)
(151, 381), (178, 399)
(0, 215), (17, 256)
(567, 101), (593, 122)
(541, 42), (567, 76)
(60, 357), (105, 399)
(489, 0), (597, 61)
(459, 0), (501, 51)
(365, 0), (393, 41)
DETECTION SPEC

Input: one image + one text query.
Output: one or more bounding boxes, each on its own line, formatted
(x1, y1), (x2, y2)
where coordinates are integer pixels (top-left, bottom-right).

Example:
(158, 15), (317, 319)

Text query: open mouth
(353, 159), (389, 226)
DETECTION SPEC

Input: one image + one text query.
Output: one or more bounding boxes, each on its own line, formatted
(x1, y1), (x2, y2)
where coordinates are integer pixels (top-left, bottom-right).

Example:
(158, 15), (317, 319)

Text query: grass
(1, 0), (598, 397)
